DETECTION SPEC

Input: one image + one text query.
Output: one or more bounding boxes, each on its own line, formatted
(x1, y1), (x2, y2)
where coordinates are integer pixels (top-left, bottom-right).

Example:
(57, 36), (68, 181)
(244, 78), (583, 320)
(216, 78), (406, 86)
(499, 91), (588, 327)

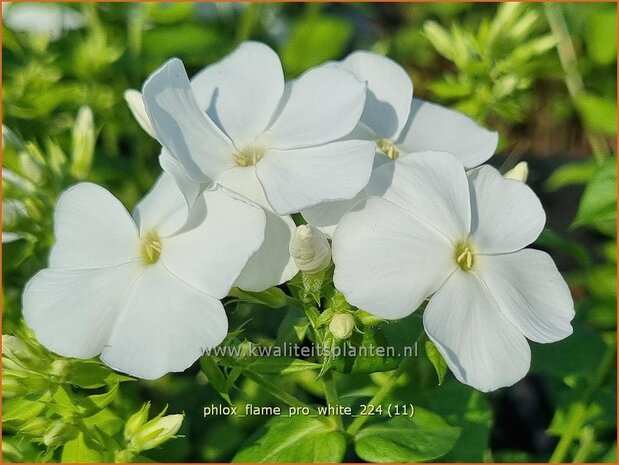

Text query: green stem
(323, 371), (344, 430)
(543, 3), (609, 163)
(346, 357), (414, 436)
(572, 426), (595, 462)
(242, 369), (335, 427)
(549, 340), (616, 462)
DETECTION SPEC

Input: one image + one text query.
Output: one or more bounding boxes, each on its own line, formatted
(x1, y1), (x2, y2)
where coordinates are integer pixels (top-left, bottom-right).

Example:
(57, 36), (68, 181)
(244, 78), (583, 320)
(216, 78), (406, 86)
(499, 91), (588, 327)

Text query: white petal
(2, 232), (22, 243)
(235, 209), (298, 291)
(190, 41), (285, 145)
(341, 51), (413, 140)
(396, 99), (498, 168)
(22, 262), (142, 359)
(423, 270), (531, 392)
(333, 196), (454, 319)
(50, 183), (140, 269)
(380, 152), (471, 242)
(123, 89), (156, 139)
(162, 187), (266, 299)
(264, 65), (367, 149)
(159, 149), (205, 227)
(142, 58), (236, 183)
(218, 168), (297, 291)
(301, 192), (365, 238)
(477, 249), (574, 343)
(257, 139), (375, 215)
(101, 263), (227, 380)
(468, 165), (545, 254)
(133, 172), (188, 238)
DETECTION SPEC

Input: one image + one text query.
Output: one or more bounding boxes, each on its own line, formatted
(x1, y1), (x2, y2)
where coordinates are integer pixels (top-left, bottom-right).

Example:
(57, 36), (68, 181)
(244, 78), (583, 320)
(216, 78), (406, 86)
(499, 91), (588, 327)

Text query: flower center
(455, 242), (475, 271)
(234, 144), (265, 167)
(376, 139), (400, 160)
(141, 231), (162, 265)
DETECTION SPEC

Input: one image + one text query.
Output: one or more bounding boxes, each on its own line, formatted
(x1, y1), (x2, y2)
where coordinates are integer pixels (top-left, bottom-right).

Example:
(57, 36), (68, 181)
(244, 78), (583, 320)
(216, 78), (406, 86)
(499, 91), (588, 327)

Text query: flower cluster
(22, 41), (574, 391)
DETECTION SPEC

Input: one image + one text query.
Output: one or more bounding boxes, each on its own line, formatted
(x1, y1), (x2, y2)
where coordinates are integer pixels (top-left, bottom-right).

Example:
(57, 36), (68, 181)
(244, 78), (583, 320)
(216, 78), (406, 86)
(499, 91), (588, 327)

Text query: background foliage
(2, 2), (617, 463)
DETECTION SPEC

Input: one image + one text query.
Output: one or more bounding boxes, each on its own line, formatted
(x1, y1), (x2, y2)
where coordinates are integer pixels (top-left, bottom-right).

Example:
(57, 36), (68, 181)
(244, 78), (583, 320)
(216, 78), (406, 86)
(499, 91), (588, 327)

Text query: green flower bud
(124, 402), (151, 442)
(18, 150), (45, 184)
(329, 313), (356, 340)
(2, 199), (28, 230)
(43, 421), (77, 448)
(19, 417), (51, 437)
(289, 225), (331, 273)
(128, 412), (183, 452)
(71, 106), (95, 180)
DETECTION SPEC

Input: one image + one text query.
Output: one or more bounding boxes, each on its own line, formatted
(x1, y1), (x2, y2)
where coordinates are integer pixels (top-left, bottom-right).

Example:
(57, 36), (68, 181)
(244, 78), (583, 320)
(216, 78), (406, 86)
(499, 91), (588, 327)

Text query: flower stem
(543, 3), (609, 163)
(345, 356), (414, 436)
(549, 340), (616, 462)
(323, 371), (344, 430)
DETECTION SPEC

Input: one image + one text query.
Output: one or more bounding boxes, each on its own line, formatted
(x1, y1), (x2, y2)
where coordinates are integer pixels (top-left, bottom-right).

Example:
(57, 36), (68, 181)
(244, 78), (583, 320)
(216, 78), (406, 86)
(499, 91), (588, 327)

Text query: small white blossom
(22, 174), (266, 379)
(333, 152), (574, 392)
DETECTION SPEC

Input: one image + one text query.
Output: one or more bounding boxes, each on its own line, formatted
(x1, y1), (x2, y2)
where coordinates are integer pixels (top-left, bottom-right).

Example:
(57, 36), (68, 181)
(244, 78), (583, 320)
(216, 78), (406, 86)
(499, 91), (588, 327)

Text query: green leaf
(232, 415), (346, 462)
(3, 397), (47, 422)
(229, 287), (290, 308)
(428, 379), (492, 462)
(354, 408), (460, 462)
(545, 161), (598, 191)
(61, 432), (102, 463)
(200, 356), (232, 404)
(68, 360), (122, 388)
(333, 328), (400, 374)
(275, 308), (310, 345)
(575, 94), (617, 136)
(246, 357), (321, 375)
(281, 17), (353, 77)
(79, 383), (119, 414)
(425, 341), (447, 385)
(586, 10), (617, 65)
(573, 158), (617, 234)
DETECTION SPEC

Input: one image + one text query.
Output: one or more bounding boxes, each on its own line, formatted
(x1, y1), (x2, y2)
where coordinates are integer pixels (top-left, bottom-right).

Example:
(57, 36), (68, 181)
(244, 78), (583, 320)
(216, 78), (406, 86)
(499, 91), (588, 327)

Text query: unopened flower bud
(504, 161), (528, 183)
(20, 417), (51, 436)
(129, 412), (183, 452)
(289, 225), (331, 273)
(43, 421), (77, 448)
(329, 313), (356, 340)
(71, 106), (95, 180)
(18, 151), (45, 184)
(3, 199), (28, 229)
(124, 403), (151, 441)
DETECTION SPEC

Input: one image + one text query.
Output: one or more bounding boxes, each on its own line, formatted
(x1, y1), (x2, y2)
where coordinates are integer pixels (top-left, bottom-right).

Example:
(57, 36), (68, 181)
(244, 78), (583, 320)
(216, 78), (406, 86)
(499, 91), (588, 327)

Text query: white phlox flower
(141, 41), (375, 216)
(332, 152), (574, 392)
(125, 41), (376, 291)
(123, 92), (297, 293)
(22, 174), (266, 379)
(302, 51), (500, 237)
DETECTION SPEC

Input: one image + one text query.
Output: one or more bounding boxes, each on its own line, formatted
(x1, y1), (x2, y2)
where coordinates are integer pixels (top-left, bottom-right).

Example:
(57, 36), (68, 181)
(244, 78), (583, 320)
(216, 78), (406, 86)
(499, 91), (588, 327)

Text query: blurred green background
(2, 2), (617, 463)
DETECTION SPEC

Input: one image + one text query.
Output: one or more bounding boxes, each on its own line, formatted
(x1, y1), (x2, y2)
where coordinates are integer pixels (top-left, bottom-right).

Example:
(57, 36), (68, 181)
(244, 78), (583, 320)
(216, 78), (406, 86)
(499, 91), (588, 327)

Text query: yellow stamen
(376, 139), (400, 160)
(234, 144), (265, 167)
(141, 231), (162, 265)
(455, 242), (475, 271)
